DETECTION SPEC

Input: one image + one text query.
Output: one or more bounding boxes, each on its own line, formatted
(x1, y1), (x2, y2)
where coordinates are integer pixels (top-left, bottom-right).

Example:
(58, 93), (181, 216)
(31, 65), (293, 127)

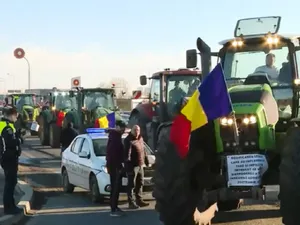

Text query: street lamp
(6, 73), (14, 91)
(13, 48), (31, 90)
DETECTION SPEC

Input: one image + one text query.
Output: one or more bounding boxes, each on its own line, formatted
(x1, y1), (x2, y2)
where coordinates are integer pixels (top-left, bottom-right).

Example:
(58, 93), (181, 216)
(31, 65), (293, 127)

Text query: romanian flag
(170, 63), (232, 158)
(94, 112), (116, 128)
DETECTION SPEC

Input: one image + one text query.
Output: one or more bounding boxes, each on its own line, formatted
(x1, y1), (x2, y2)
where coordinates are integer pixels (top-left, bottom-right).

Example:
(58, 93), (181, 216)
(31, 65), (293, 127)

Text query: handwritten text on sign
(226, 154), (268, 187)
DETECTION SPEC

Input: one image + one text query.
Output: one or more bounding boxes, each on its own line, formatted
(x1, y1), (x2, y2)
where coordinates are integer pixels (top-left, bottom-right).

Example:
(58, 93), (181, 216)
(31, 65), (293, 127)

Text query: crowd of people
(0, 106), (150, 217)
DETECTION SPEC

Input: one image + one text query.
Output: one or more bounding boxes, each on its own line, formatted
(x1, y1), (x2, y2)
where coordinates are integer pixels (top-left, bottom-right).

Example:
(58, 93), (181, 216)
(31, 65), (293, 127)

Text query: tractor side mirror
(69, 91), (74, 97)
(140, 75), (147, 86)
(186, 49), (198, 68)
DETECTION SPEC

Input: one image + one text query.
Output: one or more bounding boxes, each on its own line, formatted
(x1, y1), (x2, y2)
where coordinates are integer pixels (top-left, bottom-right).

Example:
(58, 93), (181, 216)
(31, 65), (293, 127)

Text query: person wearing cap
(106, 120), (126, 217)
(255, 53), (279, 80)
(0, 107), (23, 215)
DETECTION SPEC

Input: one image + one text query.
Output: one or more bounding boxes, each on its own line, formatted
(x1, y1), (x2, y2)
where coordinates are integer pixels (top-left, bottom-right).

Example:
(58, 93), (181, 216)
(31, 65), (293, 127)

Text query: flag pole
(231, 111), (240, 153)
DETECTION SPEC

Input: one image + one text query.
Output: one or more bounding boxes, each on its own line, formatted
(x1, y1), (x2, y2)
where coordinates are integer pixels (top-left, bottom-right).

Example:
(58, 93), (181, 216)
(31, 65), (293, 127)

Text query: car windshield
(54, 94), (77, 110)
(92, 138), (153, 157)
(84, 91), (115, 110)
(223, 40), (293, 118)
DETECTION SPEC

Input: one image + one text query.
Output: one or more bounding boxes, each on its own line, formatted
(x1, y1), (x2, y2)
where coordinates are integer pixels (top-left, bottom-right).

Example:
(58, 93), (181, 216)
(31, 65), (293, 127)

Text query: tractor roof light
(232, 40), (243, 47)
(265, 35), (279, 45)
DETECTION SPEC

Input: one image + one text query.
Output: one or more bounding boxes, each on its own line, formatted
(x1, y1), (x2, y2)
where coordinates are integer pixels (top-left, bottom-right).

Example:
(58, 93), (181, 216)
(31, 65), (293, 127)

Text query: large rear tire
(38, 115), (50, 145)
(153, 125), (217, 225)
(279, 127), (300, 225)
(49, 123), (61, 148)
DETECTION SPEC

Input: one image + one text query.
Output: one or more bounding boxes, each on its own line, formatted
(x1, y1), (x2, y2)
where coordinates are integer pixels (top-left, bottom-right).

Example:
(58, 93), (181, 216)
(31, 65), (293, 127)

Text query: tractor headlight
(242, 115), (257, 125)
(220, 117), (234, 126)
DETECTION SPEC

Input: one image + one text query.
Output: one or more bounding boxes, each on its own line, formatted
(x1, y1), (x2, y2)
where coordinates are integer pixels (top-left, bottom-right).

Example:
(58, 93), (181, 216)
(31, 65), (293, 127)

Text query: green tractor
(5, 93), (40, 133)
(68, 88), (123, 133)
(38, 90), (78, 147)
(152, 16), (300, 225)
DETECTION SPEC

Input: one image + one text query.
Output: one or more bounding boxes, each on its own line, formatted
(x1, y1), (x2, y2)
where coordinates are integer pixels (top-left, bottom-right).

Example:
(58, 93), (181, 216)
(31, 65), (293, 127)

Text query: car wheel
(90, 175), (103, 203)
(62, 169), (74, 193)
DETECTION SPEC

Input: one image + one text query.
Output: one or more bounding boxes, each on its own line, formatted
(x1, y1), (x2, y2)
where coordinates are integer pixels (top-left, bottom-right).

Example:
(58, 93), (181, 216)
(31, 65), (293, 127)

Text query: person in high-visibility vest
(0, 107), (22, 215)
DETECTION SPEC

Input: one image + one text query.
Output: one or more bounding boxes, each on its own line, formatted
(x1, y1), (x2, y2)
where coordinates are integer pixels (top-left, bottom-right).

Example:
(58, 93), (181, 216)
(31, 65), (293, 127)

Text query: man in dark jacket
(60, 122), (78, 154)
(106, 121), (126, 217)
(124, 125), (149, 209)
(0, 107), (23, 214)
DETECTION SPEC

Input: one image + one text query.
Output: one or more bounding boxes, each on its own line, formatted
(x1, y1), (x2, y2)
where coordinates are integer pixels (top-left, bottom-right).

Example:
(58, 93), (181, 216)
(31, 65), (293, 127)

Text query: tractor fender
(130, 103), (154, 123)
(39, 109), (55, 124)
(64, 110), (80, 128)
(156, 121), (173, 142)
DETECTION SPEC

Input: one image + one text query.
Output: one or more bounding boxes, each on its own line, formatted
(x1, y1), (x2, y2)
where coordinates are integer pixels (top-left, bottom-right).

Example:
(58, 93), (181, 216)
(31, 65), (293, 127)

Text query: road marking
(36, 206), (111, 215)
(21, 151), (37, 159)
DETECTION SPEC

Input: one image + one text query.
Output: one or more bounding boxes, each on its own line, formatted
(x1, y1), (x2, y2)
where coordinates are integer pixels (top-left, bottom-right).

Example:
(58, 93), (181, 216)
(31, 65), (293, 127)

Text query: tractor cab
(5, 93), (39, 131)
(50, 90), (78, 112)
(69, 88), (122, 133)
(131, 68), (201, 150)
(187, 16), (300, 133)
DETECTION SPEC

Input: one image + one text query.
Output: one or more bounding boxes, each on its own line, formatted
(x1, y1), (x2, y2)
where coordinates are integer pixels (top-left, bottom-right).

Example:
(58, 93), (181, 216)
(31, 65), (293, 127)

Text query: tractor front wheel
(153, 125), (217, 225)
(279, 127), (300, 225)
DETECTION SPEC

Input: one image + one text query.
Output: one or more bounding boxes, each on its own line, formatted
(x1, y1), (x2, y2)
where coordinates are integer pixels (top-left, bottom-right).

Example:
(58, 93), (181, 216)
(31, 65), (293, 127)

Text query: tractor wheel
(38, 115), (50, 146)
(279, 127), (300, 225)
(49, 123), (61, 148)
(153, 125), (217, 225)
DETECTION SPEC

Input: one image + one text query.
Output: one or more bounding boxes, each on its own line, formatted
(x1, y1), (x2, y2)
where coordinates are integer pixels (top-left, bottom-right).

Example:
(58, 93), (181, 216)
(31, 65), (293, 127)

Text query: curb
(0, 179), (33, 225)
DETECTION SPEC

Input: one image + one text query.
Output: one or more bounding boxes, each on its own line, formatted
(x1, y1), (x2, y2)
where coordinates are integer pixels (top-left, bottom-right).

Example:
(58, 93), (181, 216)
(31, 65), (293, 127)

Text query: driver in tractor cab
(278, 54), (292, 84)
(254, 53), (279, 80)
(169, 81), (186, 105)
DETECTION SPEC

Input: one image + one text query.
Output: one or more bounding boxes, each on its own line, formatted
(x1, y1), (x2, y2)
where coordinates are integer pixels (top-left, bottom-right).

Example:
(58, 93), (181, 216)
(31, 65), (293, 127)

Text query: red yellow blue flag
(170, 63), (232, 158)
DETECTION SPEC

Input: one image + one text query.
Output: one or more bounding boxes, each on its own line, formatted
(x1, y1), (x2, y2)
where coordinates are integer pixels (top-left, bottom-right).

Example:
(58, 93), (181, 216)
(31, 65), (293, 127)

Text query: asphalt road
(19, 137), (283, 225)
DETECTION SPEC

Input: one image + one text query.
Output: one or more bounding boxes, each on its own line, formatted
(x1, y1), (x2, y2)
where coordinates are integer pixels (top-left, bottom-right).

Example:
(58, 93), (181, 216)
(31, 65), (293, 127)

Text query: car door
(77, 138), (93, 189)
(68, 137), (84, 186)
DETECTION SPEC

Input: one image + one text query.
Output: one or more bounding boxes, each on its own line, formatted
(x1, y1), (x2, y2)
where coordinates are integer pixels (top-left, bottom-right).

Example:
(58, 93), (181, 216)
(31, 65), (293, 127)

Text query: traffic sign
(71, 77), (81, 88)
(14, 48), (25, 59)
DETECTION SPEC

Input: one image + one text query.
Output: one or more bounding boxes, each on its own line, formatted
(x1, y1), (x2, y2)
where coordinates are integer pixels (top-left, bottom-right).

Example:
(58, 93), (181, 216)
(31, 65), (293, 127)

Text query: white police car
(61, 128), (155, 203)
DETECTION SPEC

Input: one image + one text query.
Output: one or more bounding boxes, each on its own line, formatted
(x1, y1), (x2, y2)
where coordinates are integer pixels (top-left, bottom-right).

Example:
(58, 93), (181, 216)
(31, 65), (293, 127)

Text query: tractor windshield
(166, 75), (200, 114)
(16, 95), (34, 107)
(54, 93), (77, 110)
(84, 91), (115, 111)
(222, 39), (293, 118)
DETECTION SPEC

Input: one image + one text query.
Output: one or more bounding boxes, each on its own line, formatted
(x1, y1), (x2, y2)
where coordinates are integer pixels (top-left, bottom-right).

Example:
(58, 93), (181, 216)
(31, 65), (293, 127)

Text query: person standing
(124, 125), (149, 209)
(106, 121), (127, 217)
(60, 121), (78, 155)
(0, 107), (23, 214)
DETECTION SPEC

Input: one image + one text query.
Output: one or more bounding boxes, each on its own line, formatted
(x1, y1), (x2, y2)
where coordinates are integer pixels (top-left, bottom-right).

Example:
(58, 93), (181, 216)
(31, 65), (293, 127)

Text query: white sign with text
(226, 154), (268, 187)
